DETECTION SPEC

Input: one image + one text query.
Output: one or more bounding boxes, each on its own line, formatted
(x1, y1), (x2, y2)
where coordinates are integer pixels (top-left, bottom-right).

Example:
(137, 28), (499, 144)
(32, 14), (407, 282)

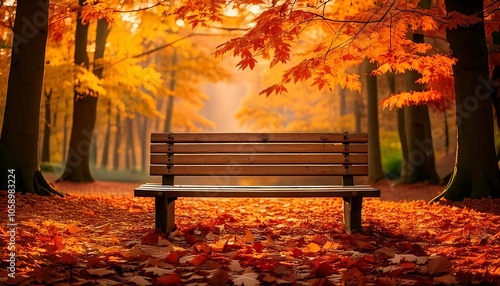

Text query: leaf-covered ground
(1, 180), (500, 285)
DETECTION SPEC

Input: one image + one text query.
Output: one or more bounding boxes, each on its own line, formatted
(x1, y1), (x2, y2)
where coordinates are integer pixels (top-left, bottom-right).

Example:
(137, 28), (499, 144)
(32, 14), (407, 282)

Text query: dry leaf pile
(1, 185), (500, 285)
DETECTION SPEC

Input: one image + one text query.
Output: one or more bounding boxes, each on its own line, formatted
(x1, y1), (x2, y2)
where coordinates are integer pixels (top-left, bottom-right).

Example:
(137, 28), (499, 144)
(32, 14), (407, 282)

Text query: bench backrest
(150, 132), (368, 185)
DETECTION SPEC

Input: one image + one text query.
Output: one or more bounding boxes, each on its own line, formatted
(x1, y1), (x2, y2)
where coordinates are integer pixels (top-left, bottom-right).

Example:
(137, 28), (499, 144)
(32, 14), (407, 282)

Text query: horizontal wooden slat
(151, 143), (368, 154)
(150, 165), (368, 176)
(134, 184), (380, 198)
(151, 154), (368, 165)
(151, 132), (368, 143)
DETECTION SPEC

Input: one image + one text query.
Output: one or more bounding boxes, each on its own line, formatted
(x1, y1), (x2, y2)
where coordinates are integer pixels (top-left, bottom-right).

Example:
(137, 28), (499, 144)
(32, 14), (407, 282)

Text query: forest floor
(1, 179), (500, 285)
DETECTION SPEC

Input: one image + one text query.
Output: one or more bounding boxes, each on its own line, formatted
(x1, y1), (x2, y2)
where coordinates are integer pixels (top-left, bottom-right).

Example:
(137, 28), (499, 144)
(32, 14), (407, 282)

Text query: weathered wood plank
(151, 132), (368, 143)
(135, 185), (380, 198)
(150, 143), (368, 154)
(150, 154), (369, 165)
(150, 165), (368, 176)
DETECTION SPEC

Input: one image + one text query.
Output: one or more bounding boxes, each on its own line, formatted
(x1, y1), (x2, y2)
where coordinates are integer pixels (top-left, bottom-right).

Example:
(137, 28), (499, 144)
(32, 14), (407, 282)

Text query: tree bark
(113, 111), (121, 170)
(101, 100), (111, 169)
(432, 0), (500, 201)
(42, 88), (52, 162)
(126, 117), (137, 170)
(58, 15), (109, 182)
(400, 68), (440, 184)
(138, 115), (149, 173)
(364, 60), (384, 182)
(58, 3), (93, 182)
(164, 48), (178, 133)
(0, 0), (62, 195)
(339, 86), (346, 116)
(62, 99), (69, 164)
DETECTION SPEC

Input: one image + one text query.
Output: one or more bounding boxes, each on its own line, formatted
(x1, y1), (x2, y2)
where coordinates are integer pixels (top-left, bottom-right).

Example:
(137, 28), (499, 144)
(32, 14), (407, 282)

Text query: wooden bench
(134, 132), (380, 234)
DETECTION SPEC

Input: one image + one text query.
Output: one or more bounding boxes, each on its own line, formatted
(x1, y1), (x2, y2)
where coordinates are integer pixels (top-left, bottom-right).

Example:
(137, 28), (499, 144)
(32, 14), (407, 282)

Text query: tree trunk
(58, 4), (93, 182)
(42, 88), (52, 163)
(400, 104), (440, 183)
(62, 99), (69, 164)
(164, 48), (178, 133)
(0, 0), (62, 195)
(138, 115), (149, 173)
(433, 0), (500, 201)
(364, 60), (384, 182)
(58, 15), (109, 182)
(113, 111), (122, 170)
(101, 100), (111, 169)
(339, 86), (346, 116)
(126, 117), (137, 170)
(444, 112), (449, 153)
(400, 67), (440, 184)
(354, 95), (362, 133)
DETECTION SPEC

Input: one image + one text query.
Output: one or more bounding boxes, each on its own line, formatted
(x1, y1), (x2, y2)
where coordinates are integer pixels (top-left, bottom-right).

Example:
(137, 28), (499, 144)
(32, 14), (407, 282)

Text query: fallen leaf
(232, 272), (259, 286)
(304, 242), (321, 253)
(54, 234), (64, 250)
(127, 275), (152, 286)
(144, 267), (176, 276)
(211, 239), (228, 253)
(210, 269), (230, 285)
(433, 274), (456, 284)
(228, 260), (245, 272)
(427, 257), (451, 274)
(156, 273), (181, 285)
(244, 229), (255, 243)
(87, 268), (116, 277)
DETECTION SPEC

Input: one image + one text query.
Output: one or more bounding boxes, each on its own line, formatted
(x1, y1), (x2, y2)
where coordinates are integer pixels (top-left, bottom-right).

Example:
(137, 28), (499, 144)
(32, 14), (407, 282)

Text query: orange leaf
(53, 235), (64, 251)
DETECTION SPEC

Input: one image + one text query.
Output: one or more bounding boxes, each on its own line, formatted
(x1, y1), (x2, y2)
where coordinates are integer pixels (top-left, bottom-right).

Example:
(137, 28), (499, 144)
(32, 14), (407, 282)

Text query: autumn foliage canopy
(173, 0), (500, 110)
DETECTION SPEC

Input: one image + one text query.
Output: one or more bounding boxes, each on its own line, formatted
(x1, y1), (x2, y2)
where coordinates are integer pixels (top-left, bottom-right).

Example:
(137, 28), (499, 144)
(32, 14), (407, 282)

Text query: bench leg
(343, 196), (362, 233)
(155, 195), (177, 233)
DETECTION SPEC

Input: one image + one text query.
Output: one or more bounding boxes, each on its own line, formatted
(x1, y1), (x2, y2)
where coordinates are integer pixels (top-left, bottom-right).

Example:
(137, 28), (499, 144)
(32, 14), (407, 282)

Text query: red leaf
(183, 233), (198, 245)
(252, 242), (264, 253)
(54, 235), (65, 250)
(157, 273), (181, 285)
(191, 254), (207, 266)
(166, 252), (179, 263)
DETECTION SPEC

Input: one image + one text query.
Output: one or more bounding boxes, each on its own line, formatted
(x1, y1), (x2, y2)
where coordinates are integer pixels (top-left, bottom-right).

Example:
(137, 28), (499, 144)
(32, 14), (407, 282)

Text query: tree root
(34, 170), (64, 196)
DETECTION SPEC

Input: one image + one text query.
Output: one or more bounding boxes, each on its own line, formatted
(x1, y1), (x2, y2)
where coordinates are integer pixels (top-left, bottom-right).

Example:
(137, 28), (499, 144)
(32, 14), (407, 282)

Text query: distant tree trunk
(42, 88), (52, 162)
(433, 0), (500, 201)
(126, 117), (137, 170)
(444, 112), (449, 153)
(154, 98), (164, 131)
(164, 48), (177, 133)
(388, 73), (410, 178)
(339, 86), (346, 116)
(399, 61), (440, 184)
(364, 60), (384, 182)
(62, 99), (69, 164)
(353, 95), (362, 133)
(58, 15), (109, 182)
(138, 115), (149, 173)
(113, 111), (122, 170)
(0, 0), (62, 195)
(389, 29), (439, 184)
(101, 100), (111, 169)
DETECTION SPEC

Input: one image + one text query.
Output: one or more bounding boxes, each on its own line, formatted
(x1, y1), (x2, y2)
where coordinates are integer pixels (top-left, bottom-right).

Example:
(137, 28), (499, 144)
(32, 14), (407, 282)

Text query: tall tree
(58, 10), (108, 182)
(433, 0), (500, 200)
(364, 61), (384, 182)
(0, 0), (62, 195)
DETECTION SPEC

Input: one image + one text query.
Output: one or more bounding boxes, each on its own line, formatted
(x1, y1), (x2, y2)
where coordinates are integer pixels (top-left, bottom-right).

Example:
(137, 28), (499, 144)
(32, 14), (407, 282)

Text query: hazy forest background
(0, 0), (468, 188)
